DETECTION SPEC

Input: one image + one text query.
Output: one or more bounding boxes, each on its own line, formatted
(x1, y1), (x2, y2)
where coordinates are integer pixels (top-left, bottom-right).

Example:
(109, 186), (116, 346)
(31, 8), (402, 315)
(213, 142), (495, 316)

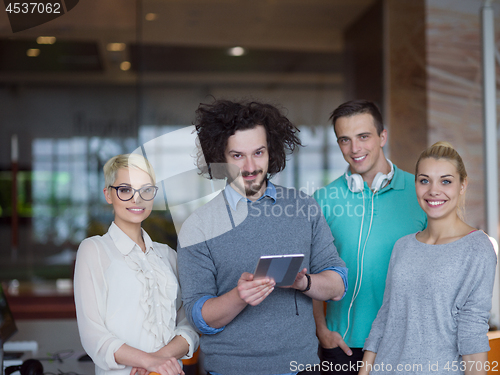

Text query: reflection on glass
(0, 125), (345, 280)
(31, 137), (135, 248)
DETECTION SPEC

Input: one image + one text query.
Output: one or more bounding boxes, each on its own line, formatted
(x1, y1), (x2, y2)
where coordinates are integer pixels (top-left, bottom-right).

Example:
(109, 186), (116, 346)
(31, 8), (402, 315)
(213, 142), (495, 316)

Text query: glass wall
(0, 2), (351, 281)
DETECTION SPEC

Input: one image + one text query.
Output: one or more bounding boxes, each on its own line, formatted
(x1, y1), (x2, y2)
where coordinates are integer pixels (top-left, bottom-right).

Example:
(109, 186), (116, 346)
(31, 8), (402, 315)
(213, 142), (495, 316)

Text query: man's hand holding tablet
(236, 254), (305, 307)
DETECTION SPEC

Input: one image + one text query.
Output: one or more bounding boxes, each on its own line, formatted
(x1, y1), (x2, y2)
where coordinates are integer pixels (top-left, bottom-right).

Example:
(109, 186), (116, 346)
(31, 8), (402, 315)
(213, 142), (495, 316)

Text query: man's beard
(236, 169), (266, 198)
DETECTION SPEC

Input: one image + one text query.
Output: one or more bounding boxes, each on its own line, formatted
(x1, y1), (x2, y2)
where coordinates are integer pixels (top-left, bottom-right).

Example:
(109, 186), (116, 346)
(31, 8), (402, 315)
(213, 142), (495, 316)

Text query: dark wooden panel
(4, 283), (76, 320)
(344, 0), (384, 108)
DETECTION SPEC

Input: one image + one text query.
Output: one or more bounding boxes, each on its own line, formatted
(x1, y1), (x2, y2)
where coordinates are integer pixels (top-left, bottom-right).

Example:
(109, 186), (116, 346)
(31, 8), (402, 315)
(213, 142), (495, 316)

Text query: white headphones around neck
(342, 158), (394, 340)
(344, 159), (394, 193)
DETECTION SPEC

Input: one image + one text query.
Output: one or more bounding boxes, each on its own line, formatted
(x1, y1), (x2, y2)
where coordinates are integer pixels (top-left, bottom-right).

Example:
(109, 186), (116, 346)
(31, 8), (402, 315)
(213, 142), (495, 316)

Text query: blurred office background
(0, 0), (499, 320)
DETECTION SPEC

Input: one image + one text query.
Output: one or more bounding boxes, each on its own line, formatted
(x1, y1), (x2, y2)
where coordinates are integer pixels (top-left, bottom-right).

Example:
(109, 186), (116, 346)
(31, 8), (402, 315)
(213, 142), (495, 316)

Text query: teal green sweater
(313, 165), (426, 348)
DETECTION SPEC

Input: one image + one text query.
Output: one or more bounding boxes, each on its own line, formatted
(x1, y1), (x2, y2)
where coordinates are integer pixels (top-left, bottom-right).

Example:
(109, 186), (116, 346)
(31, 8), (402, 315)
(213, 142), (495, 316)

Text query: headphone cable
(343, 191), (365, 339)
(343, 190), (376, 340)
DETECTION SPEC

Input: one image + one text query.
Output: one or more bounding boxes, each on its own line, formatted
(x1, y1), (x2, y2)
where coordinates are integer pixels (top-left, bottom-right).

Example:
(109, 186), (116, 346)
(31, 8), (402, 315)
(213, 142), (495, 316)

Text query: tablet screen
(253, 254), (305, 287)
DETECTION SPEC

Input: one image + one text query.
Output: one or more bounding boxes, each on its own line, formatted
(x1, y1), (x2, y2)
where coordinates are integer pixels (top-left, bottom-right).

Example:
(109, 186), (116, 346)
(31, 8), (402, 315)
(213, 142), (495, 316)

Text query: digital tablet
(253, 254), (305, 287)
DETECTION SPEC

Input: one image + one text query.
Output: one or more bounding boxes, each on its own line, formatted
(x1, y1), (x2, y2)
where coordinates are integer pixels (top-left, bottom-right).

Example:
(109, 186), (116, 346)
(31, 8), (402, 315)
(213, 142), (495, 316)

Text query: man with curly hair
(177, 99), (348, 375)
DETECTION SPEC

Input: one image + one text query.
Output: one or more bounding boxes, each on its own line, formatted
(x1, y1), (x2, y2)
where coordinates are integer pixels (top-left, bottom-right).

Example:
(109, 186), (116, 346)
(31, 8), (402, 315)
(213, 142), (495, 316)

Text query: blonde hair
(103, 154), (156, 188)
(415, 141), (467, 182)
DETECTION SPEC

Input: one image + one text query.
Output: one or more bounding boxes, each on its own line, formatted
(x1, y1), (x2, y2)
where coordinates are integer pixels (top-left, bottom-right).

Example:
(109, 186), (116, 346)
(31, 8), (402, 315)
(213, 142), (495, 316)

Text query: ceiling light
(145, 13), (157, 21)
(107, 43), (126, 52)
(120, 61), (131, 71)
(26, 49), (40, 57)
(37, 36), (56, 44)
(227, 46), (246, 56)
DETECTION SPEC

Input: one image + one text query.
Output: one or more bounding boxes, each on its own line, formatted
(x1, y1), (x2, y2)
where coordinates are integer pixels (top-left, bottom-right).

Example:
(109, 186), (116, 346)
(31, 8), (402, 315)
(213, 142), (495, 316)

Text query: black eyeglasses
(109, 185), (158, 201)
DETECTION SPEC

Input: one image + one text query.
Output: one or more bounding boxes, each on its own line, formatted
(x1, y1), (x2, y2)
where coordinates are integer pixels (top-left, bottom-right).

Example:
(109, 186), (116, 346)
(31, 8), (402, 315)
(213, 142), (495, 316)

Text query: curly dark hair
(194, 99), (302, 179)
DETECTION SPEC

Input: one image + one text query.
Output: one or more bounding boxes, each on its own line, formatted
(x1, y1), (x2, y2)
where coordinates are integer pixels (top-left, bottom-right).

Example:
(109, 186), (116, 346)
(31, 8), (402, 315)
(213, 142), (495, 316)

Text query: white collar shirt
(74, 222), (198, 375)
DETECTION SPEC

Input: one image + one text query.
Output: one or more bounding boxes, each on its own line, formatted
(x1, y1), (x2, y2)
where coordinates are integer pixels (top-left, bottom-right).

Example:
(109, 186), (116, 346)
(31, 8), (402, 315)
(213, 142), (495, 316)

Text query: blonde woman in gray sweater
(359, 142), (497, 375)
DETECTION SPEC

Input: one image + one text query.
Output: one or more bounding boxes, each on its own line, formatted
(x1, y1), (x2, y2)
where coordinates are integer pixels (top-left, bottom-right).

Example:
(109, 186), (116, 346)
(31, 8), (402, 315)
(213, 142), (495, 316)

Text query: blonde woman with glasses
(74, 154), (198, 375)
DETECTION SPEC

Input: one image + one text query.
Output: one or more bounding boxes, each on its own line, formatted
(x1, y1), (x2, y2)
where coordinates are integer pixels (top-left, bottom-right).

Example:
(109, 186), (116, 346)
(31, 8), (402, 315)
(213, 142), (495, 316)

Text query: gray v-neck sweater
(364, 230), (497, 374)
(178, 186), (346, 375)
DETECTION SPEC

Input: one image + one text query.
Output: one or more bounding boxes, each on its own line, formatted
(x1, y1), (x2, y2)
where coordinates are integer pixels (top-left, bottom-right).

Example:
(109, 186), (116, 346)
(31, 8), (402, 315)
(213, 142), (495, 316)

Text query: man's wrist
(298, 273), (311, 292)
(234, 285), (249, 306)
(316, 326), (331, 341)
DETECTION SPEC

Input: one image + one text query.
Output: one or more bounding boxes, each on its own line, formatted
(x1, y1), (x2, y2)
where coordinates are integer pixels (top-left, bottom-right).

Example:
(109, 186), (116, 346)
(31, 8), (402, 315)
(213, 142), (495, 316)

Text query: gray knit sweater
(364, 231), (497, 375)
(177, 185), (346, 375)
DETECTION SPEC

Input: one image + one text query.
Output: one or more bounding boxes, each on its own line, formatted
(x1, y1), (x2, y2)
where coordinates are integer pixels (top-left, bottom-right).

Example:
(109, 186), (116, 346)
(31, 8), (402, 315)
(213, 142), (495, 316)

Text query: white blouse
(74, 222), (199, 375)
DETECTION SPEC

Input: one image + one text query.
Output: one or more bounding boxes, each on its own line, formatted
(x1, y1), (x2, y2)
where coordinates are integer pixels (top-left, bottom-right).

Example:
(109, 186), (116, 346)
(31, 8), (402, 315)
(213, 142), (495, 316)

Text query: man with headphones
(312, 100), (427, 375)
